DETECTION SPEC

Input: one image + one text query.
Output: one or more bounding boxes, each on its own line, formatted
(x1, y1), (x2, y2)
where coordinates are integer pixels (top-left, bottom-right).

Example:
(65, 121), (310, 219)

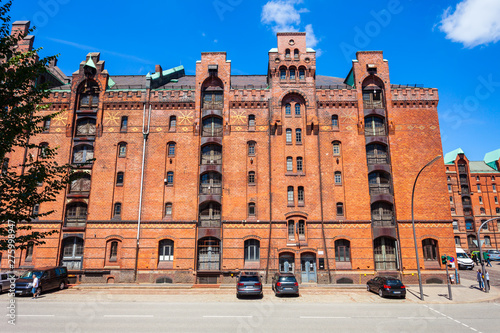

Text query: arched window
(25, 242), (34, 262)
(120, 116), (128, 132)
(447, 176), (451, 182)
(422, 238), (438, 261)
(364, 116), (385, 136)
(286, 129), (292, 143)
(287, 186), (294, 204)
(244, 239), (260, 262)
(366, 143), (388, 164)
(295, 103), (301, 116)
(118, 142), (127, 157)
(296, 157), (303, 172)
(334, 171), (342, 185)
(298, 186), (304, 204)
(65, 202), (88, 225)
(72, 144), (94, 164)
(166, 171), (174, 185)
(76, 117), (96, 136)
(332, 141), (341, 156)
(454, 236), (461, 246)
(286, 157), (293, 171)
(480, 207), (486, 215)
(331, 115), (339, 128)
(159, 239), (174, 261)
(202, 116), (223, 137)
(294, 49), (299, 59)
(61, 236), (84, 270)
(299, 68), (305, 80)
(113, 203), (122, 218)
(288, 220), (295, 239)
(169, 115), (176, 131)
(481, 220), (488, 230)
(298, 220), (305, 238)
(32, 204), (40, 219)
(371, 202), (394, 227)
(280, 67), (287, 80)
(336, 202), (344, 216)
(165, 202), (172, 217)
(248, 114), (255, 128)
(285, 103), (291, 115)
(70, 173), (91, 194)
(248, 171), (255, 184)
(116, 172), (124, 186)
(247, 141), (256, 156)
(168, 142), (176, 156)
(485, 236), (491, 246)
(78, 81), (99, 110)
(289, 68), (296, 80)
(248, 202), (256, 216)
(285, 49), (291, 59)
(295, 128), (302, 143)
(109, 241), (119, 262)
(39, 142), (49, 158)
(335, 239), (350, 262)
(202, 144), (223, 163)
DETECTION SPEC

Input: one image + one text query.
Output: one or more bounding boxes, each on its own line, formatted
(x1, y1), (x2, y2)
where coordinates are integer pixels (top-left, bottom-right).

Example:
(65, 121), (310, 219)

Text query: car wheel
(366, 284), (370, 292)
(378, 289), (383, 298)
(59, 281), (66, 290)
(236, 294), (241, 299)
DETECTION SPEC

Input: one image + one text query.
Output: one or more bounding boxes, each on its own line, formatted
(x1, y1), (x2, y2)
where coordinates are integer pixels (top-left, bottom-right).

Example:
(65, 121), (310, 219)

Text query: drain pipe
(134, 102), (151, 282)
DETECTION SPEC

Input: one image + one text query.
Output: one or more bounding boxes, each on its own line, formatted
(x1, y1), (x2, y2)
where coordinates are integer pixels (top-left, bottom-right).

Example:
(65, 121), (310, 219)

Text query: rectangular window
(286, 129), (292, 143)
(448, 184), (452, 192)
(280, 70), (286, 80)
(286, 157), (293, 172)
(25, 244), (33, 262)
(299, 69), (305, 80)
(43, 119), (51, 133)
(449, 196), (453, 204)
(296, 157), (303, 172)
(298, 220), (305, 237)
(479, 196), (483, 204)
(290, 69), (295, 80)
(166, 172), (174, 185)
(109, 242), (118, 261)
(335, 172), (342, 185)
(120, 116), (128, 132)
(288, 221), (295, 240)
(493, 184), (497, 192)
(295, 129), (302, 143)
(477, 184), (481, 192)
(495, 196), (498, 204)
(298, 187), (304, 203)
(287, 187), (294, 204)
(452, 220), (458, 230)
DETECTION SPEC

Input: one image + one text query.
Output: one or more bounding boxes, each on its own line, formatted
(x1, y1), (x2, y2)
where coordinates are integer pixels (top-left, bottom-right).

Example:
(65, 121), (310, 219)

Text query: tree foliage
(0, 0), (74, 251)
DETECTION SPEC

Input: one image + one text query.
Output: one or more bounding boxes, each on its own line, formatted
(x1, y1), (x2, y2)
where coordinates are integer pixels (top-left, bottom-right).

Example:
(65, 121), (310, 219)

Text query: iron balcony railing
(372, 215), (395, 227)
(363, 100), (384, 109)
(201, 156), (222, 165)
(367, 155), (389, 165)
(199, 185), (222, 195)
(64, 219), (86, 227)
(202, 128), (223, 137)
(369, 184), (392, 195)
(364, 127), (386, 136)
(198, 218), (221, 228)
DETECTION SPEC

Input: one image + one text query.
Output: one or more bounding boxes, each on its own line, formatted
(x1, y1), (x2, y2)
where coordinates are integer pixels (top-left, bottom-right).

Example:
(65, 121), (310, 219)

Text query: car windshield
(279, 276), (297, 282)
(239, 276), (259, 282)
(385, 279), (403, 286)
(457, 253), (469, 259)
(19, 271), (42, 279)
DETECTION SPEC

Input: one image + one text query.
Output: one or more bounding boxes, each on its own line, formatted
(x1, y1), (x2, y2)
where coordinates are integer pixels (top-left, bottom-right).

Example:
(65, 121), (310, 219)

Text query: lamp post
(411, 155), (441, 301)
(477, 217), (500, 293)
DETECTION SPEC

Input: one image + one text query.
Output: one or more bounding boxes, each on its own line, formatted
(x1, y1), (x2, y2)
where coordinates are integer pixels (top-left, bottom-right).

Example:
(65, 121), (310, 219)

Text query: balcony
(201, 155), (222, 165)
(202, 127), (223, 137)
(364, 126), (386, 136)
(372, 215), (395, 227)
(369, 184), (392, 196)
(367, 155), (389, 165)
(64, 218), (87, 228)
(458, 165), (467, 174)
(199, 185), (222, 195)
(199, 217), (221, 228)
(363, 100), (384, 109)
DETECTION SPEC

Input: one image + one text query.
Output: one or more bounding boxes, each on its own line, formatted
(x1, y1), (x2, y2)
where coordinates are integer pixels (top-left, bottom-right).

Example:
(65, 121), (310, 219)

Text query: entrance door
(279, 253), (295, 273)
(374, 237), (397, 271)
(61, 237), (84, 270)
(197, 238), (220, 271)
(301, 254), (317, 283)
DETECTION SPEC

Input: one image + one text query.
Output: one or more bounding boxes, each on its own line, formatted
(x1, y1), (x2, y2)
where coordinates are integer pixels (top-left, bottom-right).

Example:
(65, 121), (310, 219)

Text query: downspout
(265, 98), (273, 284)
(315, 120), (331, 283)
(134, 103), (151, 282)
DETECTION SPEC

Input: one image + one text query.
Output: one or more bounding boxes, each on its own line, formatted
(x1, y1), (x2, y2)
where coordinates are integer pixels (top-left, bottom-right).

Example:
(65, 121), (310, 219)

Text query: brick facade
(1, 23), (455, 285)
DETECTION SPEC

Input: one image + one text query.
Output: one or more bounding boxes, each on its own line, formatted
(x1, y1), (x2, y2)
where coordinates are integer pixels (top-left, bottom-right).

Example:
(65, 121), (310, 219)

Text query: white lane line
(103, 315), (154, 318)
(203, 315), (253, 318)
(15, 315), (55, 317)
(301, 316), (350, 319)
(397, 317), (443, 320)
(425, 305), (481, 333)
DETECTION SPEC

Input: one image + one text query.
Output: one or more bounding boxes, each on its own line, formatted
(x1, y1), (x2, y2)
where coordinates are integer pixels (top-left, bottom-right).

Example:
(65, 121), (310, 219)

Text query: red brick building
(2, 21), (455, 284)
(444, 148), (500, 252)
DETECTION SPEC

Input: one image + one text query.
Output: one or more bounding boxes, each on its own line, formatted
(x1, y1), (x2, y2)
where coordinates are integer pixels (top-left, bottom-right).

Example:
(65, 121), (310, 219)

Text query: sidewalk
(68, 278), (500, 304)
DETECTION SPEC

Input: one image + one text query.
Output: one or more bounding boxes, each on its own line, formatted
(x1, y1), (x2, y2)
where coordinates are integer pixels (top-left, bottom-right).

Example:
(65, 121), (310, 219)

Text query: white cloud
(439, 0), (500, 47)
(261, 0), (320, 51)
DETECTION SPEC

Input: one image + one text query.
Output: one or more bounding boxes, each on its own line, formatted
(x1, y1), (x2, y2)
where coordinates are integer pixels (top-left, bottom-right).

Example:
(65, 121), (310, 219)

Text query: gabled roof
(484, 149), (500, 171)
(469, 161), (500, 174)
(444, 148), (465, 165)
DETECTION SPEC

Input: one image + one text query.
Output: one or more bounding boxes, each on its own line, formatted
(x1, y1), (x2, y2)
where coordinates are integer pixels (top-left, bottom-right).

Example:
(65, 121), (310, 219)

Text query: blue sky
(8, 0), (500, 161)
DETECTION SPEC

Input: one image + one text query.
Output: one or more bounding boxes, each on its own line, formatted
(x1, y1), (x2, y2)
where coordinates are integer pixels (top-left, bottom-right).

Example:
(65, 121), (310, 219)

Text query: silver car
(487, 250), (500, 261)
(0, 272), (16, 293)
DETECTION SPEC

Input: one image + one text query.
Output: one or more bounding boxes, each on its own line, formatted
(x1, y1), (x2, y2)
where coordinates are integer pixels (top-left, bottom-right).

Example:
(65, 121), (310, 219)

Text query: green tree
(0, 1), (73, 252)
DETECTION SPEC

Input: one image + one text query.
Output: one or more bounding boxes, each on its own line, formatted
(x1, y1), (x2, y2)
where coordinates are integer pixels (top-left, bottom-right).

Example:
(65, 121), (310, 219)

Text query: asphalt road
(3, 296), (500, 332)
(458, 260), (500, 287)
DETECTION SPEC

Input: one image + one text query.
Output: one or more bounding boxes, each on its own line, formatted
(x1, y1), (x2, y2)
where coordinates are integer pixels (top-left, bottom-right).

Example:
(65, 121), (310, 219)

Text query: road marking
(103, 315), (154, 318)
(301, 316), (350, 319)
(397, 317), (443, 320)
(203, 315), (253, 318)
(15, 315), (55, 317)
(424, 305), (481, 333)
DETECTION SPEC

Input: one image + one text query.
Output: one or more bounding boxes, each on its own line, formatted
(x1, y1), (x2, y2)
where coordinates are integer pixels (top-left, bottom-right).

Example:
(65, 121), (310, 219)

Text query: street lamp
(477, 217), (500, 293)
(411, 155), (441, 301)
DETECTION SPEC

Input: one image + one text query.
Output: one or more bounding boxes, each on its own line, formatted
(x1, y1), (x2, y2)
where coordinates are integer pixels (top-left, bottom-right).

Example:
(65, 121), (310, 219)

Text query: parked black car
(15, 266), (69, 296)
(272, 272), (299, 297)
(236, 272), (263, 298)
(367, 276), (406, 299)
